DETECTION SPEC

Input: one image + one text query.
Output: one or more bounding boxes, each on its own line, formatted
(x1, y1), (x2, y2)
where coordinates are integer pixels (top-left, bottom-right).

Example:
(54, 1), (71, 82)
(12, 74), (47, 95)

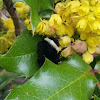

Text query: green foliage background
(0, 0), (100, 99)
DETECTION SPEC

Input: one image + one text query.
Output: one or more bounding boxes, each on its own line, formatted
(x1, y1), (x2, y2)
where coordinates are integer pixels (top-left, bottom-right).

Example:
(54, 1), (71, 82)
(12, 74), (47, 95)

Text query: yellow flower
(82, 51), (93, 64)
(89, 19), (100, 31)
(94, 3), (100, 18)
(15, 1), (30, 18)
(36, 20), (56, 36)
(61, 10), (70, 22)
(56, 24), (66, 36)
(65, 23), (75, 37)
(55, 3), (65, 14)
(59, 36), (71, 47)
(86, 36), (98, 47)
(49, 14), (62, 29)
(96, 29), (100, 35)
(88, 12), (95, 22)
(80, 0), (90, 3)
(66, 1), (81, 13)
(91, 0), (98, 5)
(76, 17), (88, 31)
(43, 21), (55, 36)
(4, 18), (15, 30)
(78, 1), (89, 16)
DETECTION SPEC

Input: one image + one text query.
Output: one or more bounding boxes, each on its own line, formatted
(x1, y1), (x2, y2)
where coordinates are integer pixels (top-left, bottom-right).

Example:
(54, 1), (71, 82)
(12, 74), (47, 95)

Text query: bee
(37, 37), (61, 67)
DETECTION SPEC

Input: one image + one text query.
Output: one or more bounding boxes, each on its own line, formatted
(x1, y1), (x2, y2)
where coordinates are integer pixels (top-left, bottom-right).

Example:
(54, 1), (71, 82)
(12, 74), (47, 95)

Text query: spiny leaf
(5, 54), (97, 100)
(0, 29), (42, 77)
(13, 0), (53, 32)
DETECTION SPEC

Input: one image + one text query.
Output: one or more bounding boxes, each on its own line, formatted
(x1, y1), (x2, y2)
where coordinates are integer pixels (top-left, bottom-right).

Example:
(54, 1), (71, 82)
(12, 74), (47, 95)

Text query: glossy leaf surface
(0, 30), (42, 77)
(5, 54), (97, 100)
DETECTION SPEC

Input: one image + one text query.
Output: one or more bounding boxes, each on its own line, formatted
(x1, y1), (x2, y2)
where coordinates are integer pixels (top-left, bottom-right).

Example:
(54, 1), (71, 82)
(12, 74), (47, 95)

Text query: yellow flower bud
(24, 19), (30, 26)
(82, 51), (93, 64)
(15, 2), (25, 7)
(61, 46), (73, 58)
(23, 6), (31, 13)
(72, 40), (87, 54)
(88, 46), (95, 54)
(20, 13), (28, 18)
(95, 44), (100, 54)
(16, 7), (23, 14)
(59, 36), (71, 47)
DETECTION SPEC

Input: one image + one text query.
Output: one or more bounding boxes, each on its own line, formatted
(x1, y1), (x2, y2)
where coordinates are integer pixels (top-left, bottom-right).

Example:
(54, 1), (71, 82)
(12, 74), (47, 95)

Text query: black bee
(37, 37), (61, 67)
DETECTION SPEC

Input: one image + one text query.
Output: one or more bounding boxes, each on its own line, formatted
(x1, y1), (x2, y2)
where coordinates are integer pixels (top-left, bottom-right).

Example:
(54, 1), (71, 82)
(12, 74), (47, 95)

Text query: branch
(3, 0), (22, 36)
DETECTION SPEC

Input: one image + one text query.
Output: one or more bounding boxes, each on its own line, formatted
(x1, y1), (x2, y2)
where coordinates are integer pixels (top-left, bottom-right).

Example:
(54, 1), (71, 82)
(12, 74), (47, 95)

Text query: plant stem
(3, 0), (22, 36)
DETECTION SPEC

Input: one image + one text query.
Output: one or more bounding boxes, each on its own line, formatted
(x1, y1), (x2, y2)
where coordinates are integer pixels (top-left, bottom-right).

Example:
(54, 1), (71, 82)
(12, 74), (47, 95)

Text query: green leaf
(0, 30), (42, 77)
(94, 61), (100, 74)
(5, 54), (97, 100)
(39, 10), (53, 19)
(13, 0), (53, 32)
(94, 95), (100, 100)
(0, 0), (3, 9)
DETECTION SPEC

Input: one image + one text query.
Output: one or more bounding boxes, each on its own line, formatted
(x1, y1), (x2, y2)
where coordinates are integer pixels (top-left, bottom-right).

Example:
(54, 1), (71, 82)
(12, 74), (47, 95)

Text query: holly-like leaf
(94, 95), (100, 100)
(13, 0), (53, 32)
(5, 54), (97, 100)
(0, 30), (42, 77)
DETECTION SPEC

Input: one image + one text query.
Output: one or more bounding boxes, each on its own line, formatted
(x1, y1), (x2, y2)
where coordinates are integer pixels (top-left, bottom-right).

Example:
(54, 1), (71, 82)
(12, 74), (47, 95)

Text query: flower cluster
(0, 17), (15, 54)
(15, 1), (31, 19)
(0, 1), (31, 54)
(33, 0), (100, 64)
(14, 2), (32, 30)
